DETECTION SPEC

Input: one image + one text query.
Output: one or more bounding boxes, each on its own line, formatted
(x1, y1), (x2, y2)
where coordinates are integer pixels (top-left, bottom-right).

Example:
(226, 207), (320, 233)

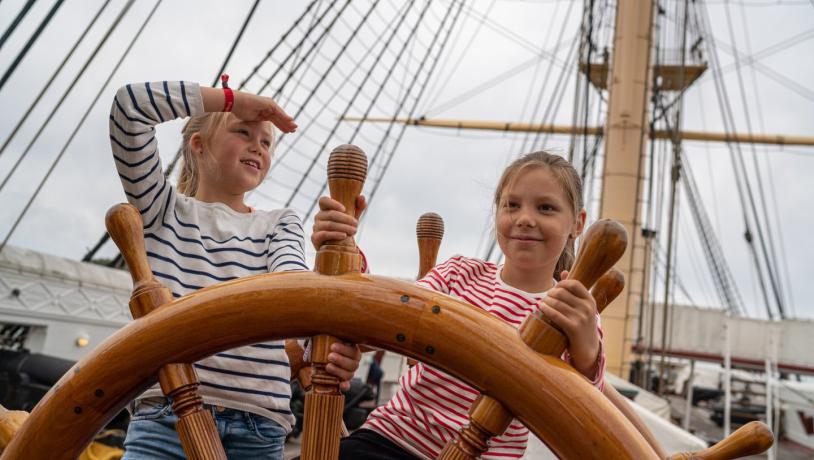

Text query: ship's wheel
(0, 145), (772, 460)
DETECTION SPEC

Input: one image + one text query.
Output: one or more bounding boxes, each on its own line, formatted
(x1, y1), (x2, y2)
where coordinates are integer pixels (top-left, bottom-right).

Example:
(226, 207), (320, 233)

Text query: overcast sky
(0, 0), (812, 321)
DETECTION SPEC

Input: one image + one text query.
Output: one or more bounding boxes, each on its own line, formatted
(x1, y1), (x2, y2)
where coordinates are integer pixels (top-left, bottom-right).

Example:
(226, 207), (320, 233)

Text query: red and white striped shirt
(362, 256), (605, 459)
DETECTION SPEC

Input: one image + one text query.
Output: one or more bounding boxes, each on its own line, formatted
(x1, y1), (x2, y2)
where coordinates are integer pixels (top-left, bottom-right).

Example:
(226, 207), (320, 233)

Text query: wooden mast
(595, 0), (655, 378)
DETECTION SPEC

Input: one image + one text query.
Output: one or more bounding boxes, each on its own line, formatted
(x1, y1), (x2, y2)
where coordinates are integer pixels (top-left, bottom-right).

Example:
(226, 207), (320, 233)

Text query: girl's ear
(189, 132), (204, 157)
(572, 208), (587, 238)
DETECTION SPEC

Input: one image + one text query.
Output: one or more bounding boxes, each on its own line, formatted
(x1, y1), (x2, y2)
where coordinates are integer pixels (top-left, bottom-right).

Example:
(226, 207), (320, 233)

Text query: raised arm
(109, 81), (203, 229)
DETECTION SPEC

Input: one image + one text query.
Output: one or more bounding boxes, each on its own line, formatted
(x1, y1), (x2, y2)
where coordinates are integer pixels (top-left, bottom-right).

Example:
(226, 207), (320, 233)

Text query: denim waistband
(134, 397), (256, 421)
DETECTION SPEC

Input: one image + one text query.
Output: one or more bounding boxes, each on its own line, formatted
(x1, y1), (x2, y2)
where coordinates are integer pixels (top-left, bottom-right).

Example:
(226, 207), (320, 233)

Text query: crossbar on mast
(340, 117), (814, 147)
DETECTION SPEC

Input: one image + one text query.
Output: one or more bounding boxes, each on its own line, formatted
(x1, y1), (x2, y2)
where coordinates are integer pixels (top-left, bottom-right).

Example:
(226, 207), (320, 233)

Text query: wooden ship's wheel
(0, 145), (773, 460)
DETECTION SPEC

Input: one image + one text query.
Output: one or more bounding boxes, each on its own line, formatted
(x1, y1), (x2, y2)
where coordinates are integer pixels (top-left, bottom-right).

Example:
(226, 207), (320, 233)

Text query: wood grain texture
(1, 271), (658, 460)
(303, 144), (368, 460)
(668, 421), (773, 460)
(104, 203), (226, 460)
(409, 212), (445, 367)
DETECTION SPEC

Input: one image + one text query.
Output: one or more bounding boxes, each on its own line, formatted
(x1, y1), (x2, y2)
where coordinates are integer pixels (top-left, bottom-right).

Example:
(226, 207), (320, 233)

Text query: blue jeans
(122, 398), (286, 459)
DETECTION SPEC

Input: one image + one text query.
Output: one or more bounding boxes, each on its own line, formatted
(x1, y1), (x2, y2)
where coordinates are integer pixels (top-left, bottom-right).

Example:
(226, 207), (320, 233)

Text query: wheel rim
(1, 272), (657, 460)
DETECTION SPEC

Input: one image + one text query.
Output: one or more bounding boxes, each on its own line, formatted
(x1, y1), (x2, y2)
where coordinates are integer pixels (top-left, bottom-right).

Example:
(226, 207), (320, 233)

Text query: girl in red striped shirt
(329, 151), (606, 459)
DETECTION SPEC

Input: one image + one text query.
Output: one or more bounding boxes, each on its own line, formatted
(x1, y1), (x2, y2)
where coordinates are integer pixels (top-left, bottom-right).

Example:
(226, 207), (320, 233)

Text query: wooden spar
(339, 117), (814, 147)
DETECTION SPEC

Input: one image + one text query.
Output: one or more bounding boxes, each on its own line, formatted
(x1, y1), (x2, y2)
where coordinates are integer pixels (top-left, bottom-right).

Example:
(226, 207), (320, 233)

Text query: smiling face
(195, 114), (275, 197)
(496, 166), (583, 276)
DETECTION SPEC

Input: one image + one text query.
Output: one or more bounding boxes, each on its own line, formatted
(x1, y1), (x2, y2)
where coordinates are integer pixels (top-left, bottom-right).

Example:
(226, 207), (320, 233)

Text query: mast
(596, 0), (655, 378)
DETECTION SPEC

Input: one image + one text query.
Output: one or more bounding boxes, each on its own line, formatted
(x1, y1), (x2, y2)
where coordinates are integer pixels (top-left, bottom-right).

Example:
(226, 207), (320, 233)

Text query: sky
(0, 0), (813, 322)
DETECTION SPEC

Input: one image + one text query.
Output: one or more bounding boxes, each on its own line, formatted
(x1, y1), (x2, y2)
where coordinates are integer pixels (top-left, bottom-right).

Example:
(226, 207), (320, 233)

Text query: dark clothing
(338, 429), (420, 460)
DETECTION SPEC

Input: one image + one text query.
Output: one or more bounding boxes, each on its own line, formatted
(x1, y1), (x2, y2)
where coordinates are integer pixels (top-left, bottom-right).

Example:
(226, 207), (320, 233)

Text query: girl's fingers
(332, 342), (362, 360)
(315, 210), (357, 227)
(546, 287), (587, 315)
(314, 219), (357, 236)
(256, 99), (296, 132)
(538, 302), (573, 334)
(541, 294), (575, 319)
(313, 231), (349, 245)
(556, 279), (593, 301)
(318, 196), (346, 212)
(325, 363), (354, 382)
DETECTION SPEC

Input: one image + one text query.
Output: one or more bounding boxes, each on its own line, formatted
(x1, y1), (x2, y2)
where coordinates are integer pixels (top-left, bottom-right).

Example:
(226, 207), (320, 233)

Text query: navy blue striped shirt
(109, 81), (305, 431)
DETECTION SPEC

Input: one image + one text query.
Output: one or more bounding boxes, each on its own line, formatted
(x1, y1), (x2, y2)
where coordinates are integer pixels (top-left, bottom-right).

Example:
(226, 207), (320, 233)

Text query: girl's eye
(505, 201), (518, 209)
(236, 129), (249, 136)
(538, 204), (555, 212)
(261, 140), (272, 148)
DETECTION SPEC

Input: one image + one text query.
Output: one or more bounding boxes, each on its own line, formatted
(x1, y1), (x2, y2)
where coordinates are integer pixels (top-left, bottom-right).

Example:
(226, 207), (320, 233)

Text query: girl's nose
(515, 210), (535, 227)
(249, 138), (262, 154)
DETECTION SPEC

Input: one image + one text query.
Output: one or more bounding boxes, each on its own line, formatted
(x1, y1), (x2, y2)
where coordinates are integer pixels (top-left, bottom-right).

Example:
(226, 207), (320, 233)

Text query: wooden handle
(105, 204), (226, 459)
(303, 145), (368, 460)
(668, 421), (773, 460)
(325, 144), (367, 248)
(416, 212), (444, 279)
(286, 339), (312, 391)
(592, 267), (624, 314)
(409, 212), (445, 366)
(105, 203), (153, 288)
(569, 219), (628, 288)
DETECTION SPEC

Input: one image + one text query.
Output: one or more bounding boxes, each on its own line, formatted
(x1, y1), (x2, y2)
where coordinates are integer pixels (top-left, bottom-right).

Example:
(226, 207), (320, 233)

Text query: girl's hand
(311, 195), (367, 250)
(232, 92), (298, 133)
(326, 342), (363, 392)
(201, 86), (297, 133)
(538, 270), (601, 379)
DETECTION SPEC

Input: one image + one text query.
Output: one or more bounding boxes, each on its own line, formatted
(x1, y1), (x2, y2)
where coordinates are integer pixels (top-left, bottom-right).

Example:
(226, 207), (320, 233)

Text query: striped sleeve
(109, 81), (203, 230)
(267, 210), (308, 272)
(416, 255), (464, 294)
(562, 315), (606, 391)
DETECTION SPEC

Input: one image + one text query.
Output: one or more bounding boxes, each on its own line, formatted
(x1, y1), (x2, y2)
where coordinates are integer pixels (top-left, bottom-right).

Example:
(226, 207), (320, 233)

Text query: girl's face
(496, 166), (585, 275)
(198, 115), (274, 196)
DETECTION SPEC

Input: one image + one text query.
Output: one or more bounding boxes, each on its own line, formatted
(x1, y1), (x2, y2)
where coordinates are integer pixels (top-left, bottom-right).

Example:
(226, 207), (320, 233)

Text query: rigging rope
(299, 0), (438, 220)
(737, 1), (796, 315)
(0, 0), (136, 196)
(0, 0), (161, 255)
(257, 0), (351, 98)
(210, 0), (261, 87)
(283, 0), (416, 207)
(0, 0), (112, 161)
(697, 2), (779, 319)
(723, 2), (787, 311)
(681, 155), (746, 314)
(419, 0), (495, 114)
(519, 0), (575, 155)
(0, 0), (64, 91)
(0, 0), (36, 52)
(238, 0), (323, 90)
(363, 0), (466, 213)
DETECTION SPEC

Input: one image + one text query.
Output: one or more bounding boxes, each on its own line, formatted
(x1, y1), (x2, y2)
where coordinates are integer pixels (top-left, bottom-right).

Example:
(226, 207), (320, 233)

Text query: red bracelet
(221, 74), (234, 112)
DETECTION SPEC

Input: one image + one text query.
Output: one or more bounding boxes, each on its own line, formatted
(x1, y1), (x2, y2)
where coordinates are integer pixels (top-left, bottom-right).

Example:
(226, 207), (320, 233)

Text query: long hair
(176, 112), (232, 196)
(493, 151), (584, 280)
